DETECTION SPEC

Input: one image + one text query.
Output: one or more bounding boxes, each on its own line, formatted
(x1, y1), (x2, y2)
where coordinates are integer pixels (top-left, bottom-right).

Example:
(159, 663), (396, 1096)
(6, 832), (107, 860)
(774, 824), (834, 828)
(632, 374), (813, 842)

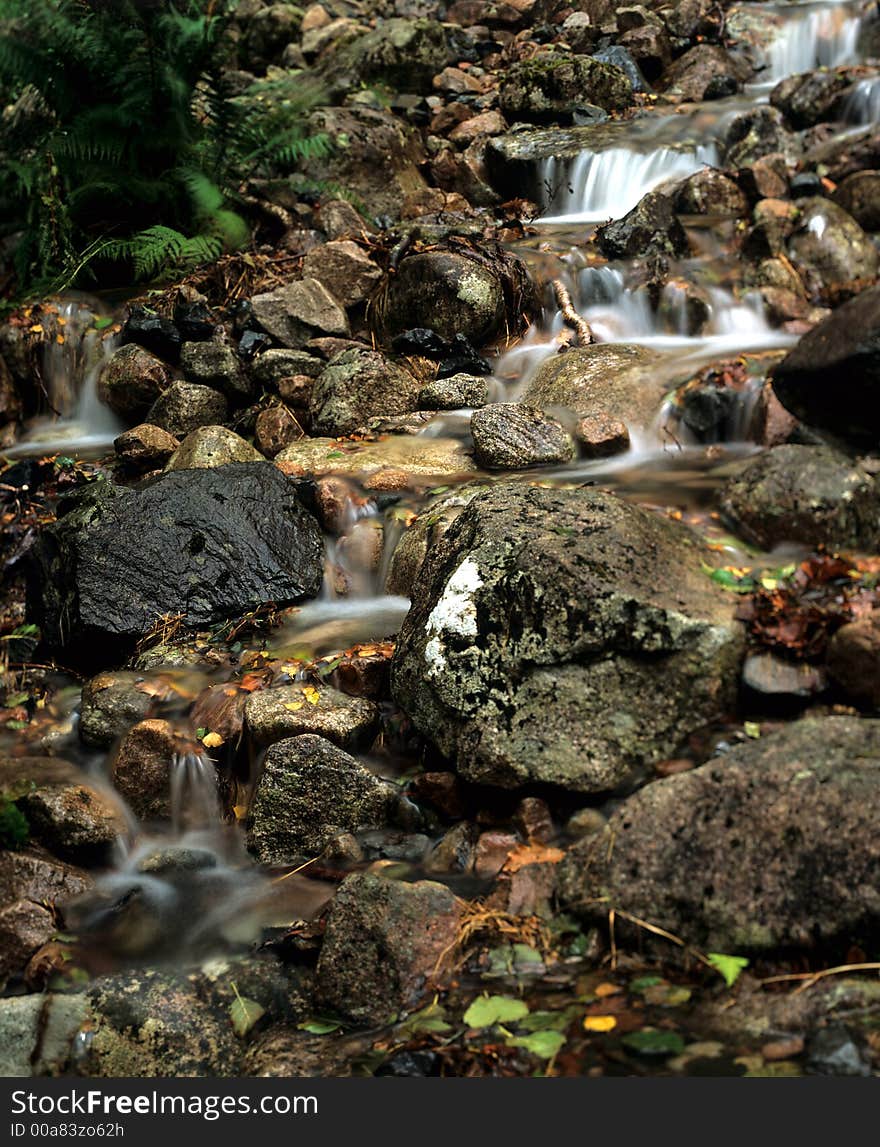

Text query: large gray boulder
(559, 717), (880, 952)
(27, 464), (323, 659)
(309, 348), (421, 436)
(391, 484), (744, 793)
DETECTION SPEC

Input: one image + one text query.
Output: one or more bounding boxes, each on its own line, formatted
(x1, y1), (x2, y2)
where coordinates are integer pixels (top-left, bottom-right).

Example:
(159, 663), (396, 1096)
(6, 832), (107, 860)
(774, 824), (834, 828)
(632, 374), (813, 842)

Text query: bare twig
(552, 278), (593, 346)
(760, 962), (880, 995)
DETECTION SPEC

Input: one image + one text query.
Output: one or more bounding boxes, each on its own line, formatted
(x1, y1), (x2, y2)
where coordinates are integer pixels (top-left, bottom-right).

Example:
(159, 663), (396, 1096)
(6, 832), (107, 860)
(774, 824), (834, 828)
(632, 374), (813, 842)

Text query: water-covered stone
(771, 283), (880, 448)
(392, 484), (744, 792)
(470, 403), (574, 469)
(248, 734), (395, 861)
(720, 445), (880, 550)
(309, 347), (422, 436)
(596, 190), (689, 258)
(558, 717), (880, 951)
(27, 464), (324, 657)
(276, 434), (478, 489)
(314, 872), (460, 1025)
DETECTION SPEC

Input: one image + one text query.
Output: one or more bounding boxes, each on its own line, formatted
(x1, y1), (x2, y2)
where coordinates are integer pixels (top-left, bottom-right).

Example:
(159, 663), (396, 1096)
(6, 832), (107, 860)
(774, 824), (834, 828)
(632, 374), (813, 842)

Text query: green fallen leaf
(463, 994), (529, 1029)
(229, 992), (265, 1038)
(298, 1019), (342, 1035)
(629, 974), (664, 992)
(93, 316), (114, 330)
(509, 1030), (566, 1059)
(622, 1028), (685, 1057)
(398, 1001), (452, 1037)
(744, 721), (761, 739)
(707, 952), (750, 987)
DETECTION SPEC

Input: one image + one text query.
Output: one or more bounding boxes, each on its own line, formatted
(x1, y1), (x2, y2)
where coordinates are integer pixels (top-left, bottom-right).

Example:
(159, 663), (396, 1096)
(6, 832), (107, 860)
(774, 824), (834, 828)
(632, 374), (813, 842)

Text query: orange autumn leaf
(238, 673), (266, 693)
(595, 982), (622, 999)
(503, 843), (565, 873)
(583, 1015), (617, 1033)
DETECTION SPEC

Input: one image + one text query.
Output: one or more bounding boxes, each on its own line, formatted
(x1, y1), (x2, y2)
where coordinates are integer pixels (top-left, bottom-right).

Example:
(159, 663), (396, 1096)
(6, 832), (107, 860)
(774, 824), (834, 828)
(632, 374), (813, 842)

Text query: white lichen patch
(424, 558), (483, 674)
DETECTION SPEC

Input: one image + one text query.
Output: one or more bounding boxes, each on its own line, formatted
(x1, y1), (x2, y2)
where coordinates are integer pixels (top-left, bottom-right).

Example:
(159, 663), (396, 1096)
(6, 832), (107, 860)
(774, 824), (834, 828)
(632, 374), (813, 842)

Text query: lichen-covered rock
(558, 717), (880, 951)
(770, 67), (863, 129)
(597, 190), (689, 258)
(771, 282), (880, 449)
(244, 684), (379, 750)
(674, 168), (749, 217)
(391, 484), (744, 793)
(724, 105), (801, 168)
(164, 425), (263, 471)
(309, 348), (421, 436)
(470, 403), (574, 469)
(98, 344), (172, 422)
(276, 434), (478, 489)
(498, 52), (633, 121)
(146, 381), (229, 438)
(786, 197), (878, 292)
(522, 342), (665, 429)
(27, 464), (323, 658)
(417, 373), (491, 410)
(0, 756), (125, 862)
(720, 445), (880, 550)
(385, 485), (484, 596)
(314, 872), (460, 1025)
(247, 735), (394, 861)
(80, 670), (155, 747)
(344, 18), (450, 94)
(180, 341), (250, 400)
(250, 278), (350, 349)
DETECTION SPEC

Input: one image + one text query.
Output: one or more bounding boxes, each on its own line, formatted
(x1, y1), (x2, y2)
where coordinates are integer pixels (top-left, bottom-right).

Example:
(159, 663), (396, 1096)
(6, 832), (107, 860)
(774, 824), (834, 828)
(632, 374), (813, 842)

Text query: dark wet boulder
(720, 445), (880, 550)
(833, 171), (880, 232)
(315, 872), (460, 1025)
(121, 307), (181, 363)
(247, 735), (395, 862)
(27, 464), (323, 660)
(391, 484), (744, 793)
(558, 717), (880, 952)
(596, 190), (689, 258)
(724, 106), (801, 168)
(593, 43), (652, 92)
(771, 284), (880, 449)
(498, 52), (633, 122)
(801, 123), (880, 183)
(770, 68), (864, 129)
(674, 168), (749, 217)
(309, 347), (422, 436)
(662, 44), (745, 102)
(98, 345), (172, 423)
(377, 247), (535, 347)
(470, 403), (574, 469)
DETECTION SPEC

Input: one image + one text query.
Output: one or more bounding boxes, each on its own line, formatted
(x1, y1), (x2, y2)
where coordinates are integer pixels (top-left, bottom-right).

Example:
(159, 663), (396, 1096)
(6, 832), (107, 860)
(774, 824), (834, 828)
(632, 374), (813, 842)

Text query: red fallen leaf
(238, 673), (268, 693)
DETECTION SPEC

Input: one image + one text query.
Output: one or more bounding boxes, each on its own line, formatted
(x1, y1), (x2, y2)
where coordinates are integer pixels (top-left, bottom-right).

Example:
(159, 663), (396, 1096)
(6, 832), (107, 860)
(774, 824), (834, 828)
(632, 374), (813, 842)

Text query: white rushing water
(842, 75), (880, 121)
(762, 1), (863, 84)
(540, 143), (720, 223)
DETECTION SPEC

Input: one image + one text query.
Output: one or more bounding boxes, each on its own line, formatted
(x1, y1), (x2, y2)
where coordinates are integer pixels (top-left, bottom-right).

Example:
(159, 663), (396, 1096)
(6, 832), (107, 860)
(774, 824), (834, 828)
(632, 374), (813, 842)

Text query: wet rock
(424, 821), (479, 874)
(828, 612), (880, 708)
(301, 240), (381, 308)
(276, 434), (478, 489)
(392, 484), (744, 793)
(593, 44), (650, 93)
(113, 423), (179, 475)
(0, 993), (88, 1077)
(309, 347), (421, 436)
(248, 735), (394, 861)
(386, 485), (484, 596)
(417, 372), (490, 409)
(98, 344), (171, 422)
(575, 413), (631, 456)
(254, 405), (303, 457)
(28, 464), (323, 657)
(146, 380), (229, 438)
(771, 283), (880, 449)
(80, 670), (155, 747)
(111, 719), (181, 821)
(244, 684), (379, 751)
(616, 27), (670, 84)
(523, 343), (664, 429)
(250, 278), (350, 349)
(0, 756), (125, 862)
(597, 190), (689, 258)
(675, 168), (749, 217)
(0, 899), (56, 986)
(473, 830), (518, 879)
(164, 425), (263, 471)
(833, 170), (880, 232)
(786, 197), (878, 293)
(807, 1023), (871, 1077)
(771, 69), (859, 129)
(662, 44), (745, 102)
(379, 250), (514, 346)
(558, 716), (880, 951)
(345, 18), (449, 94)
(724, 106), (801, 168)
(744, 197), (800, 261)
(742, 652), (828, 703)
(514, 796), (555, 844)
(173, 290), (214, 342)
(121, 307), (181, 363)
(314, 872), (460, 1025)
(741, 153), (790, 202)
(720, 445), (880, 550)
(801, 123), (880, 184)
(319, 198), (373, 240)
(180, 341), (250, 401)
(470, 403), (574, 469)
(0, 846), (93, 906)
(498, 52), (633, 121)
(448, 110), (508, 147)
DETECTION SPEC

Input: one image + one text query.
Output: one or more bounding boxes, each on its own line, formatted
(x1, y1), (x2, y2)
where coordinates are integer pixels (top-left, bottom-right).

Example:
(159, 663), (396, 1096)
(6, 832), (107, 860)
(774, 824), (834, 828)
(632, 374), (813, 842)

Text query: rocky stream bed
(1, 0), (880, 1078)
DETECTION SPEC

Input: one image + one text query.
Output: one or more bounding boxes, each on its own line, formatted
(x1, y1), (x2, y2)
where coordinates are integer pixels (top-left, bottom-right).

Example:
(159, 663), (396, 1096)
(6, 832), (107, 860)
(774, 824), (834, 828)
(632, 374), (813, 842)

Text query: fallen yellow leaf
(284, 701), (305, 712)
(583, 1015), (617, 1033)
(201, 731), (224, 748)
(303, 685), (321, 705)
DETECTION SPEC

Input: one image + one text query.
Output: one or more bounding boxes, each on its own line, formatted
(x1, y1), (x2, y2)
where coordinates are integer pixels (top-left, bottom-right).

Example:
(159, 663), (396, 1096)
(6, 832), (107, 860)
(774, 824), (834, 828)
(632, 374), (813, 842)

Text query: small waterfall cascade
(842, 75), (880, 122)
(764, 1), (863, 84)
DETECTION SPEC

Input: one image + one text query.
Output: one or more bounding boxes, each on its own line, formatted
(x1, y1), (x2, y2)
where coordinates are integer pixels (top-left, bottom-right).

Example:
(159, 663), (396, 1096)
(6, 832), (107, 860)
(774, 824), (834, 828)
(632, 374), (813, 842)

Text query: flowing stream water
(4, 0), (878, 968)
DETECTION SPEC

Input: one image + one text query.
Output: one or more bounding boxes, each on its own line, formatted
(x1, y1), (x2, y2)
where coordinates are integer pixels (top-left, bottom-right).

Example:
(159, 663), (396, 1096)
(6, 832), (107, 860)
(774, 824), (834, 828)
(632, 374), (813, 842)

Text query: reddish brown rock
(254, 405), (304, 458)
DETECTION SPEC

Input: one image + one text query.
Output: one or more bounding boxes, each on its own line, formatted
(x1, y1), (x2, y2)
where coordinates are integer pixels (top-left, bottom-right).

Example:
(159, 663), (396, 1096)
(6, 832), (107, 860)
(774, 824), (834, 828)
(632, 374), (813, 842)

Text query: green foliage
(621, 1028), (685, 1056)
(707, 952), (750, 987)
(0, 0), (329, 292)
(0, 797), (29, 849)
(463, 994), (529, 1029)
